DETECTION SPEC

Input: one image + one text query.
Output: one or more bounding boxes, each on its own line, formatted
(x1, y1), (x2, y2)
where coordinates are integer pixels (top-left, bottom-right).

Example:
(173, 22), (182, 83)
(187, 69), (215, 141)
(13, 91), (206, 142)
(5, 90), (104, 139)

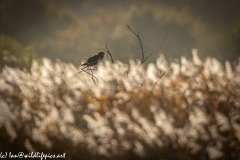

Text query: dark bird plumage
(81, 52), (105, 66)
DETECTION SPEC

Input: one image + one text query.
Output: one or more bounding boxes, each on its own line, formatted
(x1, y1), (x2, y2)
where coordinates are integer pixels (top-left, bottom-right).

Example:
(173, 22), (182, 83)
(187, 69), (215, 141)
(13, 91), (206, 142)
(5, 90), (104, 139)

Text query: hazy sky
(1, 0), (239, 64)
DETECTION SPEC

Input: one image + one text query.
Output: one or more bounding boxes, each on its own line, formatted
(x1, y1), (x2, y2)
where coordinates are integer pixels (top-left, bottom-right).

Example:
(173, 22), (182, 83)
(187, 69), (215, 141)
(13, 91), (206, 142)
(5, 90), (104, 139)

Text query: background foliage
(0, 36), (39, 71)
(0, 0), (239, 63)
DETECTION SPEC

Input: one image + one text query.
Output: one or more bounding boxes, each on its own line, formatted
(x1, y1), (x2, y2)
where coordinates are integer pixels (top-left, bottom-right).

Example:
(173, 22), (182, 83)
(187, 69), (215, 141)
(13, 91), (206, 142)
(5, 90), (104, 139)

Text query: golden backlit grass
(0, 51), (240, 160)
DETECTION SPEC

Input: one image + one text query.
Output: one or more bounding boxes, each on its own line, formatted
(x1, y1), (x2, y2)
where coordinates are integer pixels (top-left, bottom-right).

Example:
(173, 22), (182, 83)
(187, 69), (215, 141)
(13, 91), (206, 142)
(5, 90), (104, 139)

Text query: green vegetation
(0, 53), (239, 159)
(0, 36), (39, 71)
(229, 20), (240, 58)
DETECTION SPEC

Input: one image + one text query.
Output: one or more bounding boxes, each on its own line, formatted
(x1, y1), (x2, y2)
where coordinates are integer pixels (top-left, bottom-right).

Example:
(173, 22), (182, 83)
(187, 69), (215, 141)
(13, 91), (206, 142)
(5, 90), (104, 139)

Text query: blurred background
(1, 1), (240, 159)
(0, 0), (240, 67)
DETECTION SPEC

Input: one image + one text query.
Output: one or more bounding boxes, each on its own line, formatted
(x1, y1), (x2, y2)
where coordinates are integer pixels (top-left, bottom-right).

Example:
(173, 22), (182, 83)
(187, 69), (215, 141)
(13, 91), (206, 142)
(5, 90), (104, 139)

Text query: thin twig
(97, 43), (114, 64)
(75, 65), (88, 74)
(126, 24), (145, 63)
(91, 77), (97, 86)
(142, 27), (168, 64)
(76, 67), (99, 81)
(126, 24), (167, 65)
(159, 64), (170, 79)
(104, 43), (114, 64)
(97, 44), (107, 52)
(75, 56), (89, 64)
(153, 64), (170, 90)
(90, 67), (98, 86)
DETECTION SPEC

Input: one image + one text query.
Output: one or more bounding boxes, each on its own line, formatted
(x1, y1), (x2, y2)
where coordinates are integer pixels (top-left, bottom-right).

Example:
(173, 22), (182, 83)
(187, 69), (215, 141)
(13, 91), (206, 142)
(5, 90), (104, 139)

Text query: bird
(81, 52), (105, 67)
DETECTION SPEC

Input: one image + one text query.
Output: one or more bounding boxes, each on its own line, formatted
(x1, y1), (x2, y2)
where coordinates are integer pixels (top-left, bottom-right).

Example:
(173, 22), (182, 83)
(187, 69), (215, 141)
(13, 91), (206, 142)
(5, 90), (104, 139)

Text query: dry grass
(0, 51), (240, 160)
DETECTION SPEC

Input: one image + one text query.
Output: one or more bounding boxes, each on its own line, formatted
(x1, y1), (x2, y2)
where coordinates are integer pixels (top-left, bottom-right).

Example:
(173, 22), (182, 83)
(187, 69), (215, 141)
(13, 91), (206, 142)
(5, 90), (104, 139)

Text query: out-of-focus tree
(218, 20), (240, 63)
(0, 36), (39, 71)
(230, 20), (240, 59)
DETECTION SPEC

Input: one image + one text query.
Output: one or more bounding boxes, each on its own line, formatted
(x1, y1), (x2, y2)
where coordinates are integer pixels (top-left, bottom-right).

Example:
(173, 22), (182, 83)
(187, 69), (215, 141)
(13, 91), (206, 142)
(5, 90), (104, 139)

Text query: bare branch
(91, 76), (97, 86)
(126, 24), (167, 65)
(96, 45), (107, 52)
(126, 24), (145, 63)
(97, 43), (114, 64)
(159, 64), (170, 79)
(76, 67), (99, 81)
(104, 43), (114, 64)
(90, 67), (98, 86)
(153, 64), (170, 90)
(76, 65), (88, 74)
(142, 27), (168, 64)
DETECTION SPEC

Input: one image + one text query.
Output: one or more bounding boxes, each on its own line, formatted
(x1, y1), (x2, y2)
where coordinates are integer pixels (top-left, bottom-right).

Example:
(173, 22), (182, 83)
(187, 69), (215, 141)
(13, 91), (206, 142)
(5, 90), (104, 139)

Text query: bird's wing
(87, 55), (98, 62)
(81, 54), (98, 66)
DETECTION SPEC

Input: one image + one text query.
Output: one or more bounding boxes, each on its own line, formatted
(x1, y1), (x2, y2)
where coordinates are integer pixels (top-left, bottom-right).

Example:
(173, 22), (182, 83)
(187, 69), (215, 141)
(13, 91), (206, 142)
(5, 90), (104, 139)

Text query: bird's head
(98, 52), (105, 56)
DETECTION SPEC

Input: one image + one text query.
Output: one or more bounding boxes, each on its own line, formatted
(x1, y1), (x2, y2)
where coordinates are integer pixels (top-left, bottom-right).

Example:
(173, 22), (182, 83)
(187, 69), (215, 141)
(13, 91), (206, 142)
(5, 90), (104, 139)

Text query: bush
(0, 51), (240, 160)
(0, 36), (39, 71)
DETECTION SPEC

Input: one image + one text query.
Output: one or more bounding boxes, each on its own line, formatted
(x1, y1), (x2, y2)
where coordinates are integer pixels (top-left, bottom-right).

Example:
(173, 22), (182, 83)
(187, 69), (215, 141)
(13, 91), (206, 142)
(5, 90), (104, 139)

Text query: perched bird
(81, 52), (105, 67)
